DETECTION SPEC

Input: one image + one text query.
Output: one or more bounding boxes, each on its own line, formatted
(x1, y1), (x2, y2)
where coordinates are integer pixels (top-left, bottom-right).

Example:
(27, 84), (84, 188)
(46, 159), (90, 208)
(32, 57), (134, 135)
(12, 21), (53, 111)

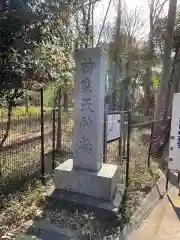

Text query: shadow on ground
(17, 194), (129, 240)
(167, 194), (180, 220)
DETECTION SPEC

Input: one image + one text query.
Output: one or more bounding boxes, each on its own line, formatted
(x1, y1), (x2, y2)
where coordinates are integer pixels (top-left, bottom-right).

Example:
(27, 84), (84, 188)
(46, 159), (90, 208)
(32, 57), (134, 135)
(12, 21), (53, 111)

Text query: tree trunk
(152, 0), (177, 154)
(122, 60), (131, 156)
(0, 89), (18, 147)
(144, 1), (154, 116)
(143, 67), (152, 116)
(157, 49), (180, 155)
(24, 89), (29, 114)
(167, 48), (180, 117)
(63, 90), (69, 112)
(112, 61), (117, 111)
(112, 0), (121, 111)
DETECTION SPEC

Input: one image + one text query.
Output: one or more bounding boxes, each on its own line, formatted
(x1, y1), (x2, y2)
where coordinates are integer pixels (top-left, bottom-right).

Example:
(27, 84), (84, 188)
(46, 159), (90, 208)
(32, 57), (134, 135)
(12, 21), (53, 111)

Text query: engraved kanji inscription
(80, 116), (93, 130)
(80, 58), (95, 74)
(177, 118), (180, 148)
(80, 77), (92, 92)
(78, 137), (93, 154)
(80, 98), (94, 112)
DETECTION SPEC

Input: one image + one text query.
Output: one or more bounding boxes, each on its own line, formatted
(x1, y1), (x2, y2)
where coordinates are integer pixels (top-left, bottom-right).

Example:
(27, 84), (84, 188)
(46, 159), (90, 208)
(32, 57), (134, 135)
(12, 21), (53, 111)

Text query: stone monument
(53, 48), (124, 215)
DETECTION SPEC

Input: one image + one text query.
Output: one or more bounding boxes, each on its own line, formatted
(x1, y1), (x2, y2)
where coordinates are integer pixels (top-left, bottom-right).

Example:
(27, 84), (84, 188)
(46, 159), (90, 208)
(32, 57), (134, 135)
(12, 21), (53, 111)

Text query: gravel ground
(0, 127), (162, 239)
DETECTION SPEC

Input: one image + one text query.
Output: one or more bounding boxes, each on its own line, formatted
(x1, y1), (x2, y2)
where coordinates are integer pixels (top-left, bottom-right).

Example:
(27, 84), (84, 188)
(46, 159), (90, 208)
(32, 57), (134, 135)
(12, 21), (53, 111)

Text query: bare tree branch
(96, 0), (112, 46)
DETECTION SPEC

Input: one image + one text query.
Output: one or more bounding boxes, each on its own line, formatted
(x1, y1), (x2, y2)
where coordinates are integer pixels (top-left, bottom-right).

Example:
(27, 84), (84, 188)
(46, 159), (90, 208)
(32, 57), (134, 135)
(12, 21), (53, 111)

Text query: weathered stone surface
(72, 48), (105, 172)
(55, 159), (119, 201)
(19, 219), (82, 240)
(48, 184), (125, 220)
(52, 48), (124, 217)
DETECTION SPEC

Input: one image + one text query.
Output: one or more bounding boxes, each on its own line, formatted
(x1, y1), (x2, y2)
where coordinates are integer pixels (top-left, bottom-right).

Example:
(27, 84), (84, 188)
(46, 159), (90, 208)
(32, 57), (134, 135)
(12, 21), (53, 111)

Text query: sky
(94, 0), (149, 22)
(93, 0), (170, 40)
(93, 0), (148, 40)
(94, 0), (170, 15)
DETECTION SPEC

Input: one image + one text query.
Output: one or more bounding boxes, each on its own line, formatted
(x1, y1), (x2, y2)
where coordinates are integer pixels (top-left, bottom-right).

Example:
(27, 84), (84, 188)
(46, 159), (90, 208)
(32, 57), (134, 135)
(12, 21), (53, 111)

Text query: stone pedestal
(55, 159), (119, 201)
(52, 48), (124, 216)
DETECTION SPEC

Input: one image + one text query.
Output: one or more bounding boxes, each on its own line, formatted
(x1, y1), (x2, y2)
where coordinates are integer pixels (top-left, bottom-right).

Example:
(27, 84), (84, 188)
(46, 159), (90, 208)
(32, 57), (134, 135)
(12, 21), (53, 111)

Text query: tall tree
(112, 0), (121, 111)
(152, 0), (177, 154)
(143, 0), (168, 116)
(0, 0), (79, 146)
(108, 2), (145, 111)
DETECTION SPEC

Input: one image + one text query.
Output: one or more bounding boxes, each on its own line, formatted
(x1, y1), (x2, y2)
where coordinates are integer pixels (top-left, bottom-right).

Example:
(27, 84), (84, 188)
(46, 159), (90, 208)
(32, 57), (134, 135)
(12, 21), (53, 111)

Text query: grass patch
(0, 111), (73, 191)
(0, 120), (162, 239)
(40, 161), (161, 240)
(0, 180), (46, 238)
(120, 161), (161, 226)
(0, 160), (160, 239)
(118, 127), (162, 227)
(0, 106), (52, 120)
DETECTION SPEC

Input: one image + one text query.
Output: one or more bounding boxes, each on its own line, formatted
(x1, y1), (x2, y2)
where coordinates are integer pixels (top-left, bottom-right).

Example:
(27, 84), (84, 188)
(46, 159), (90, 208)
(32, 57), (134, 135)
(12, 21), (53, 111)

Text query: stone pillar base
(49, 159), (125, 217)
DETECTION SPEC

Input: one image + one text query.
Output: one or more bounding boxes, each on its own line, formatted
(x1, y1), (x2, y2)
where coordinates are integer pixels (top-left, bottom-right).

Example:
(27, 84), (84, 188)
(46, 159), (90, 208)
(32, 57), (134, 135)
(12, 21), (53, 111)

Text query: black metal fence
(103, 109), (131, 187)
(0, 89), (56, 194)
(1, 86), (169, 196)
(0, 89), (132, 195)
(130, 117), (168, 168)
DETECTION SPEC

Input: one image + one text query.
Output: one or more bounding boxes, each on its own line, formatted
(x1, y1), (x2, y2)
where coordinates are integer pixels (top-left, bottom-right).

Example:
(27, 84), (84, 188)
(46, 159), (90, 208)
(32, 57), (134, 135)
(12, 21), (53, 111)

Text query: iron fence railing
(0, 92), (132, 195)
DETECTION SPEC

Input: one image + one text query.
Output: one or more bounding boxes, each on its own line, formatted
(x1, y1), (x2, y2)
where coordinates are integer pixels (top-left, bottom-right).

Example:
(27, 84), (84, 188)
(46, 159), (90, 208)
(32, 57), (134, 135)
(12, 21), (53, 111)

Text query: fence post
(119, 112), (124, 159)
(103, 104), (108, 163)
(126, 110), (131, 188)
(147, 119), (155, 168)
(122, 113), (127, 158)
(40, 88), (45, 177)
(56, 87), (62, 152)
(52, 106), (56, 170)
(166, 168), (169, 191)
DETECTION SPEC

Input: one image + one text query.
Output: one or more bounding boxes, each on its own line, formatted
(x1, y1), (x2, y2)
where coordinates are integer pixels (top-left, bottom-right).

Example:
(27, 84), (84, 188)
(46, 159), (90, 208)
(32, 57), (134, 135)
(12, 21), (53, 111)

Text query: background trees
(102, 0), (180, 156)
(0, 0), (99, 145)
(1, 0), (180, 155)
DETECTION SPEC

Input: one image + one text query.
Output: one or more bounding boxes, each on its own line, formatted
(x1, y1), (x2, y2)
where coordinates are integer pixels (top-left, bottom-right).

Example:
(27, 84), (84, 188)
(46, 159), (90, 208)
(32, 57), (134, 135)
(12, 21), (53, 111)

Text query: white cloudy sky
(94, 0), (169, 23)
(93, 0), (170, 41)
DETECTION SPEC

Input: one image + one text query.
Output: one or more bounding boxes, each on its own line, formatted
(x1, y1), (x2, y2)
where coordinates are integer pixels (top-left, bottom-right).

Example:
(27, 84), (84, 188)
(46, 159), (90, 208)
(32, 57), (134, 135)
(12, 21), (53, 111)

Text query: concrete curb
(119, 172), (174, 239)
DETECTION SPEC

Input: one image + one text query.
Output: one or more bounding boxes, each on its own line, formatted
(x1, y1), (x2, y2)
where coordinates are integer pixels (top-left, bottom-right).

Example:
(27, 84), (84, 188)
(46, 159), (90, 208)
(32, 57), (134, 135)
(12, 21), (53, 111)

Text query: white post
(169, 93), (180, 171)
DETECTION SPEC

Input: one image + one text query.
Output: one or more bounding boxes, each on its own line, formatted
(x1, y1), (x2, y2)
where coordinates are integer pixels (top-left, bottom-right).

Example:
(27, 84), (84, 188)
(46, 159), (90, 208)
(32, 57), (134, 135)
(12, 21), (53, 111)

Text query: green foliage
(0, 0), (78, 146)
(0, 89), (23, 107)
(43, 86), (55, 107)
(152, 75), (160, 88)
(0, 0), (76, 92)
(0, 106), (51, 119)
(0, 0), (101, 94)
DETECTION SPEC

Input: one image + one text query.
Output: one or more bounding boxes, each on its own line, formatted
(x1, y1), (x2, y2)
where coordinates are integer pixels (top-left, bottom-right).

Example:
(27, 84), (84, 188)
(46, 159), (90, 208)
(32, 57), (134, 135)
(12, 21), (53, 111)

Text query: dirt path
(128, 186), (180, 240)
